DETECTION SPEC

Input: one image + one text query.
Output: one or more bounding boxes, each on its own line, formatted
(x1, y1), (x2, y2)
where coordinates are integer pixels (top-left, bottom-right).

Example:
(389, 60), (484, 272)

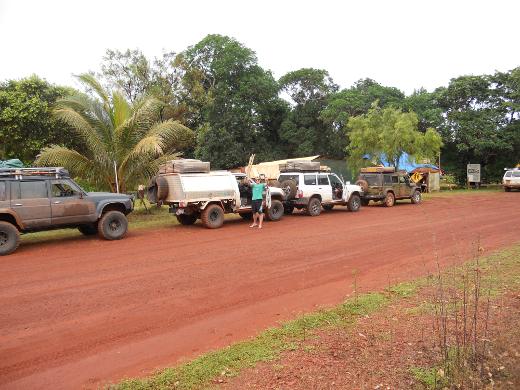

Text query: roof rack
(0, 167), (70, 179)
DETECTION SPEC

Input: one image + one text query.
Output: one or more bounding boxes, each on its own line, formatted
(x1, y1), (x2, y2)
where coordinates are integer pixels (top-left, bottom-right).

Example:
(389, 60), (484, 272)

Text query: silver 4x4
(277, 171), (363, 216)
(0, 167), (133, 255)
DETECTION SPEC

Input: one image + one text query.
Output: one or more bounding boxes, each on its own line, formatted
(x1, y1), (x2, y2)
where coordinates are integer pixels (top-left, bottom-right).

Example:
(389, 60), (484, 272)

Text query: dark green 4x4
(356, 170), (422, 207)
(0, 167), (133, 255)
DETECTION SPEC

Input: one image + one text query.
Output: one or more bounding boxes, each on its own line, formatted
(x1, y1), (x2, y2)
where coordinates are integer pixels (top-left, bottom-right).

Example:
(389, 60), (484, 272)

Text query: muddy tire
(98, 211), (128, 240)
(355, 179), (369, 193)
(307, 197), (322, 217)
(240, 212), (253, 221)
(283, 203), (294, 215)
(280, 179), (297, 200)
(361, 199), (370, 206)
(347, 193), (361, 212)
(411, 190), (422, 204)
(176, 214), (197, 225)
(78, 224), (98, 235)
(322, 204), (334, 211)
(0, 222), (20, 256)
(384, 192), (395, 207)
(266, 199), (284, 221)
(156, 176), (169, 201)
(201, 204), (224, 229)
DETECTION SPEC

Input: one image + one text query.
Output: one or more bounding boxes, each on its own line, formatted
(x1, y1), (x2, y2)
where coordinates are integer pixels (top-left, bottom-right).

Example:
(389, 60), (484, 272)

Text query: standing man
(250, 176), (267, 229)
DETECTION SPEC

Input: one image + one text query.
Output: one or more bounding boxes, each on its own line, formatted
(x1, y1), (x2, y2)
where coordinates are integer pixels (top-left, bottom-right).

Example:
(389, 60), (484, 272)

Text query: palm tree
(36, 74), (195, 192)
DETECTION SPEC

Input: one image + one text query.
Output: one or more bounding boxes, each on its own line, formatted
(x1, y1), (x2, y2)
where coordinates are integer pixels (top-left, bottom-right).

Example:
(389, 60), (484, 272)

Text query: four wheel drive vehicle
(0, 167), (133, 255)
(355, 168), (422, 207)
(277, 170), (364, 217)
(502, 168), (520, 191)
(147, 168), (286, 229)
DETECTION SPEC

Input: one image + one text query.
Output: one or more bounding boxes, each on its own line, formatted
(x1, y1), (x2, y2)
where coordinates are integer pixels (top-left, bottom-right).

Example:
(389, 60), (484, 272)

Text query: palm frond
(75, 73), (111, 109)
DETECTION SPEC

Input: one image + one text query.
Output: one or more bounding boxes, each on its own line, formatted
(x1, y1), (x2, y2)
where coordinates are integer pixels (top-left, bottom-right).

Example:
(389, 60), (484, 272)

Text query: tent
(245, 155), (321, 179)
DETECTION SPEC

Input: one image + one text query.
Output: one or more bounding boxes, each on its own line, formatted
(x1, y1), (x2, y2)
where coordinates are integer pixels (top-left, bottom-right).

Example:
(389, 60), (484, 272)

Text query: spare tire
(280, 179), (297, 200)
(156, 176), (169, 201)
(146, 177), (158, 203)
(266, 199), (284, 221)
(355, 179), (369, 193)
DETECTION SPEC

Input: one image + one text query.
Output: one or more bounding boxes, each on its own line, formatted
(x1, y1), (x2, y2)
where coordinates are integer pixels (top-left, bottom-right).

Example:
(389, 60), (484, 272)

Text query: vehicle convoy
(355, 167), (422, 207)
(0, 167), (133, 255)
(147, 159), (285, 229)
(276, 161), (363, 216)
(502, 167), (520, 191)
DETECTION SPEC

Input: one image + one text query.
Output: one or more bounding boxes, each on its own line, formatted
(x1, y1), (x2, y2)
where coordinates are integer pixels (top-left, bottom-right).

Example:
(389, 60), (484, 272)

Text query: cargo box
(159, 159), (210, 174)
(359, 166), (396, 173)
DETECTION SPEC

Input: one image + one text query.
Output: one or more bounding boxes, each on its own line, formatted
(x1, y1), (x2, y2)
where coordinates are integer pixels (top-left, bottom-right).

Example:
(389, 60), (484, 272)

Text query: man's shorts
(252, 199), (263, 214)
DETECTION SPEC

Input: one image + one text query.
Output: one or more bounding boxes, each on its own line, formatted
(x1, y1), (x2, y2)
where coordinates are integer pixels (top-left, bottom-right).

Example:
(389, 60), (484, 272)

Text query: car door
(0, 181), (9, 210)
(50, 179), (95, 225)
(398, 175), (410, 197)
(303, 173), (318, 198)
(10, 180), (51, 229)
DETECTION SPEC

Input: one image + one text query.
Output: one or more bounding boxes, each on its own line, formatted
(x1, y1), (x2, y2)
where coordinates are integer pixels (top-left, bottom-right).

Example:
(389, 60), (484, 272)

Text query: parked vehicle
(277, 165), (363, 216)
(356, 167), (421, 207)
(147, 163), (285, 229)
(503, 168), (520, 191)
(0, 167), (133, 255)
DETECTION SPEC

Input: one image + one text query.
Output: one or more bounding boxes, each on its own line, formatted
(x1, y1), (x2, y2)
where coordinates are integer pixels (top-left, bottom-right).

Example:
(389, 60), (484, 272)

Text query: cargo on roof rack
(0, 167), (70, 178)
(279, 160), (321, 172)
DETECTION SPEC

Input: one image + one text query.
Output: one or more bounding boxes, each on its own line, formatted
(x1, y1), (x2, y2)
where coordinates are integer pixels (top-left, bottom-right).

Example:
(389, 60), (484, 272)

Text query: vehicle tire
(384, 192), (395, 207)
(283, 203), (294, 215)
(411, 190), (422, 204)
(322, 204), (334, 211)
(280, 179), (297, 200)
(98, 211), (128, 240)
(355, 179), (369, 193)
(266, 199), (284, 221)
(269, 180), (281, 188)
(0, 222), (20, 256)
(176, 214), (197, 225)
(146, 177), (158, 203)
(78, 224), (98, 235)
(361, 199), (370, 206)
(240, 212), (253, 221)
(156, 176), (169, 201)
(201, 204), (224, 229)
(307, 197), (322, 216)
(347, 193), (361, 212)
(504, 187), (511, 192)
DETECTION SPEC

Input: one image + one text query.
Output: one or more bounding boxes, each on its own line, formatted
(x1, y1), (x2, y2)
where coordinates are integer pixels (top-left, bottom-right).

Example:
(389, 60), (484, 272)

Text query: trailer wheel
(201, 204), (224, 229)
(266, 199), (284, 221)
(240, 212), (253, 221)
(176, 214), (197, 225)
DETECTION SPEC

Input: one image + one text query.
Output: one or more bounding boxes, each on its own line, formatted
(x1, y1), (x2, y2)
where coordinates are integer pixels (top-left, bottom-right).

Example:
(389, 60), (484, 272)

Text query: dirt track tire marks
(0, 193), (519, 389)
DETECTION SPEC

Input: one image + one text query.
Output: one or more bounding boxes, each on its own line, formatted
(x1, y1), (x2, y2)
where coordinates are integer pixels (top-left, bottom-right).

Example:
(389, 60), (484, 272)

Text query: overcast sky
(1, 0), (518, 94)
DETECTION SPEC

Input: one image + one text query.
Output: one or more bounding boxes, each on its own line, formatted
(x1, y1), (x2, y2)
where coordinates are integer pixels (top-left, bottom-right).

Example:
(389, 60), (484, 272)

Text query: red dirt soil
(0, 193), (518, 389)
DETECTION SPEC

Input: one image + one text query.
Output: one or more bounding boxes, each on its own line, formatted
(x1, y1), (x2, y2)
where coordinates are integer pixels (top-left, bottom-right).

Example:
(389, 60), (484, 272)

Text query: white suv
(277, 171), (363, 216)
(503, 168), (520, 192)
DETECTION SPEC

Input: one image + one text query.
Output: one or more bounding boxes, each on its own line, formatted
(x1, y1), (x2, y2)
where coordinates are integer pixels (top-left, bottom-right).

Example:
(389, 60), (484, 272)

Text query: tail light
(297, 190), (303, 198)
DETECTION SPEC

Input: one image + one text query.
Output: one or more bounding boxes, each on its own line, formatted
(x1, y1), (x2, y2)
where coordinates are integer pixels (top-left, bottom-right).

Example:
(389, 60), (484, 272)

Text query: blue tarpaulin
(365, 153), (439, 173)
(0, 159), (24, 168)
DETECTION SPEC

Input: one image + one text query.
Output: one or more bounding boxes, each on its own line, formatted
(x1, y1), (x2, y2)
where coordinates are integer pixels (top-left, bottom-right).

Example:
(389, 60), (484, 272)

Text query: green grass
(111, 243), (520, 390)
(422, 186), (502, 199)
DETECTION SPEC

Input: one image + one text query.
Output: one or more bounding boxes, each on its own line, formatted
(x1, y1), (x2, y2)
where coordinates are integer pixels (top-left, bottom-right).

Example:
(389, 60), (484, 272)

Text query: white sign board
(467, 164), (481, 182)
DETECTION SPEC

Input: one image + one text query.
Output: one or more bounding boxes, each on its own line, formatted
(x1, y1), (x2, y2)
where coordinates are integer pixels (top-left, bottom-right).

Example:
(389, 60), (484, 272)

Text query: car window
(304, 174), (317, 185)
(505, 171), (512, 177)
(279, 174), (299, 185)
(318, 175), (329, 185)
(392, 176), (399, 184)
(513, 171), (520, 177)
(51, 180), (80, 197)
(0, 181), (6, 201)
(399, 176), (407, 184)
(15, 181), (48, 199)
(383, 175), (392, 185)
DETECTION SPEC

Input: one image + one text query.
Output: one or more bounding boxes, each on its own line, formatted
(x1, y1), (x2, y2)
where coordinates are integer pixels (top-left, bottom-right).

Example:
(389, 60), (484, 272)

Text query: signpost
(467, 163), (481, 188)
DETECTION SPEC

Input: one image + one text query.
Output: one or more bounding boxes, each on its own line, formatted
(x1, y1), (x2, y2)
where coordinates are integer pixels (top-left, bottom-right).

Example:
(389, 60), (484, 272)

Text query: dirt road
(0, 193), (518, 389)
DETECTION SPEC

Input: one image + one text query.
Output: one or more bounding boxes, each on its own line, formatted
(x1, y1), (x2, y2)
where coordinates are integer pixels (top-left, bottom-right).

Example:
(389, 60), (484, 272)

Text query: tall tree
(176, 34), (288, 168)
(279, 68), (339, 157)
(35, 74), (195, 192)
(347, 105), (442, 172)
(0, 76), (79, 163)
